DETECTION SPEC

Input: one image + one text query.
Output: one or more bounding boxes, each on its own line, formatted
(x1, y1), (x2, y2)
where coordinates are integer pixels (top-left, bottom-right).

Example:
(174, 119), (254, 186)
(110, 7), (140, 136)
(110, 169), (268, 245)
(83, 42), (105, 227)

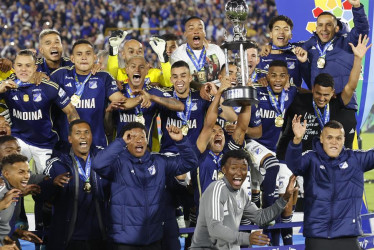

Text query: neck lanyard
(186, 44), (207, 71)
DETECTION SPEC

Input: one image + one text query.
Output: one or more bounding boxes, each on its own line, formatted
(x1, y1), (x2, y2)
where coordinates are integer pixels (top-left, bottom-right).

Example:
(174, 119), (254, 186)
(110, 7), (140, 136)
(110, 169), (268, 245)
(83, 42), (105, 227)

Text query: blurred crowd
(0, 0), (277, 67)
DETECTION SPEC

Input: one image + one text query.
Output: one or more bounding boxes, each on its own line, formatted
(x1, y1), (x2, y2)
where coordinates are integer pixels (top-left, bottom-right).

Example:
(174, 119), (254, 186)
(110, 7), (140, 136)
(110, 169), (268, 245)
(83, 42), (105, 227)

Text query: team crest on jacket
(148, 165), (156, 175)
(33, 93), (42, 102)
(339, 161), (348, 169)
(89, 81), (97, 89)
(287, 61), (295, 70)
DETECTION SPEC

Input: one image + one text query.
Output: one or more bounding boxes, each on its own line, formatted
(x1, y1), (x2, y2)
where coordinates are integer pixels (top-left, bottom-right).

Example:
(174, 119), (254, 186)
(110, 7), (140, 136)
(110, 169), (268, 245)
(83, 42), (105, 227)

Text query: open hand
(249, 230), (270, 246)
(282, 175), (299, 202)
(349, 34), (372, 60)
(292, 115), (307, 144)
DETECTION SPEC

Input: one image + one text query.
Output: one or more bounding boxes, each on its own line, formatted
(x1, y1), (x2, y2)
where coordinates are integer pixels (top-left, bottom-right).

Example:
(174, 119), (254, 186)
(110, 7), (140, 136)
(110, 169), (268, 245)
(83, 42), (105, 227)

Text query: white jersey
(171, 43), (225, 84)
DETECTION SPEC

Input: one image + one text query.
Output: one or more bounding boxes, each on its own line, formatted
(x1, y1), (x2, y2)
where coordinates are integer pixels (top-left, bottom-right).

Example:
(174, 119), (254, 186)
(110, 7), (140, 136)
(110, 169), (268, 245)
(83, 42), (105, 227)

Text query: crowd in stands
(0, 0), (277, 66)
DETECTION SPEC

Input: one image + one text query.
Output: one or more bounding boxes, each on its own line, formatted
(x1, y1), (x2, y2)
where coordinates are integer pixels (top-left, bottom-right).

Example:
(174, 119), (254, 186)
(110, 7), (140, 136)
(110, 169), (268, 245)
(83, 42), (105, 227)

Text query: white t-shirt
(171, 43), (226, 84)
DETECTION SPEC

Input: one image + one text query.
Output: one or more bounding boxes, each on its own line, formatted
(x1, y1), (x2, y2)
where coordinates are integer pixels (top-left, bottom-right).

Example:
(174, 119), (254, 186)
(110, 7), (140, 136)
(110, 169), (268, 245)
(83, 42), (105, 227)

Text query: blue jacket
(37, 148), (108, 250)
(285, 138), (374, 238)
(301, 4), (369, 110)
(92, 137), (198, 245)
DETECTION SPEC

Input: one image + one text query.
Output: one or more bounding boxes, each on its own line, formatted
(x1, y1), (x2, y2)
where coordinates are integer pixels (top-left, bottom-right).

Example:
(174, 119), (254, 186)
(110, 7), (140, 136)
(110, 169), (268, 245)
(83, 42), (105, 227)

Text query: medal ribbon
(316, 38), (335, 60)
(266, 86), (286, 117)
(75, 154), (91, 183)
(312, 100), (330, 129)
(186, 44), (207, 71)
(173, 90), (192, 126)
(250, 71), (257, 83)
(15, 79), (33, 88)
(125, 84), (146, 116)
(270, 43), (294, 51)
(209, 151), (223, 168)
(74, 70), (92, 98)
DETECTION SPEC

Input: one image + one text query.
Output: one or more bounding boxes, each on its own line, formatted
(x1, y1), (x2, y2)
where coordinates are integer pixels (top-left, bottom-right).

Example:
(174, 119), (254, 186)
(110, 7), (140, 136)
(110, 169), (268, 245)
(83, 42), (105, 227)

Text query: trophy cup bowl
(221, 0), (258, 107)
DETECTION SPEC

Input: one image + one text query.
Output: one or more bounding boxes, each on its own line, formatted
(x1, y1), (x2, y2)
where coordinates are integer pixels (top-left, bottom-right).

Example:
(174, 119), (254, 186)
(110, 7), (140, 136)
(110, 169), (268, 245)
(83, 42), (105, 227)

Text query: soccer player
(92, 123), (198, 249)
(171, 16), (225, 84)
(287, 118), (374, 250)
(301, 0), (369, 129)
(277, 34), (371, 158)
(38, 120), (107, 250)
(257, 15), (307, 88)
(0, 154), (43, 247)
(190, 150), (298, 249)
(107, 32), (171, 87)
(159, 61), (210, 153)
(50, 39), (138, 148)
(36, 29), (73, 76)
(105, 55), (184, 149)
(0, 50), (79, 174)
(245, 60), (297, 245)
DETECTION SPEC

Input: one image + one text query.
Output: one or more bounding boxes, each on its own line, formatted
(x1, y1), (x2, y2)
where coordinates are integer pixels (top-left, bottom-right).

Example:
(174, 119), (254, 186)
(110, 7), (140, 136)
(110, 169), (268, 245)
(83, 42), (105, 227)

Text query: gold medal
(71, 94), (80, 107)
(317, 57), (326, 69)
(23, 94), (29, 102)
(84, 182), (91, 193)
(218, 171), (224, 180)
(135, 114), (145, 125)
(275, 116), (284, 127)
(181, 125), (189, 136)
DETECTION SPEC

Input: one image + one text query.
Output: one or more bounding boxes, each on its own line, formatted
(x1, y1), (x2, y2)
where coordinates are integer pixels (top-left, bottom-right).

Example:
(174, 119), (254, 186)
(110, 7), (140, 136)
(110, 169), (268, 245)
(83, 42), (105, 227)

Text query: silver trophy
(221, 0), (258, 106)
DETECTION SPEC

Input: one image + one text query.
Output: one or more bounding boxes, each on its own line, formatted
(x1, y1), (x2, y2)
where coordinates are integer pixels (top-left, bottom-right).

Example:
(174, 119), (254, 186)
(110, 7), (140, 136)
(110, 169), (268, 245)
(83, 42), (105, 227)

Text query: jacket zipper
(328, 164), (335, 238)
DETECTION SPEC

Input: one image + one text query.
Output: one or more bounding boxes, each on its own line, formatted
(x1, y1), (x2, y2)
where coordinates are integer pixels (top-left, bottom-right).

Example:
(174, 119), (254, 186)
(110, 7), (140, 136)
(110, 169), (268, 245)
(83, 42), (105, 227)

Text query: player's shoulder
(205, 179), (227, 197)
(61, 57), (71, 63)
(51, 65), (74, 76)
(36, 57), (44, 65)
(146, 85), (172, 96)
(40, 78), (60, 90)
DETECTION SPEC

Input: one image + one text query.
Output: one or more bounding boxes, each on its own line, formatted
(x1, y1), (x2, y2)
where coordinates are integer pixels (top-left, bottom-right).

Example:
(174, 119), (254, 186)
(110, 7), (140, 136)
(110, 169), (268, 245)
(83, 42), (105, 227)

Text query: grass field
(362, 133), (374, 212)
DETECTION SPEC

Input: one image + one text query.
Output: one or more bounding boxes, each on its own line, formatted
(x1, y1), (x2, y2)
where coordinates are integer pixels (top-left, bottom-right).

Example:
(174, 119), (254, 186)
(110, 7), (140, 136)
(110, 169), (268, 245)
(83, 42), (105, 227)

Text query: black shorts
(305, 236), (362, 250)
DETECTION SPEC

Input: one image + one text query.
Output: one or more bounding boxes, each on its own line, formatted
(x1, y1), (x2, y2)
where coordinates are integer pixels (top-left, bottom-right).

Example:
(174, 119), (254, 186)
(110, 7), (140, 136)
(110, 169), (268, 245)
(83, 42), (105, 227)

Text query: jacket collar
(123, 148), (151, 164)
(312, 137), (348, 164)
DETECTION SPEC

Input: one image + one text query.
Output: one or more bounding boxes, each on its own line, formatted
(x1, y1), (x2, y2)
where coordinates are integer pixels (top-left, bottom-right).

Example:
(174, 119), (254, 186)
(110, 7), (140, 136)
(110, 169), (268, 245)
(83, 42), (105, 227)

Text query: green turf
(362, 133), (374, 212)
(24, 195), (34, 214)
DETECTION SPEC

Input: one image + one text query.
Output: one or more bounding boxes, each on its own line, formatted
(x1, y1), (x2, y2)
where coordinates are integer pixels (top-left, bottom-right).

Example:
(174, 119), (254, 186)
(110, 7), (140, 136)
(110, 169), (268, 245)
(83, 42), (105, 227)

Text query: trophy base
(222, 86), (258, 107)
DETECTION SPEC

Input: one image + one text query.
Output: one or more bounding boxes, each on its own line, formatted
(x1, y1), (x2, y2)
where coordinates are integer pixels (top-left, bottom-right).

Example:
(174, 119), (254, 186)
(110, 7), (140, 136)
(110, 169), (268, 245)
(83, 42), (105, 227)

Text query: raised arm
(61, 103), (80, 123)
(196, 76), (231, 153)
(341, 34), (372, 105)
(138, 89), (184, 111)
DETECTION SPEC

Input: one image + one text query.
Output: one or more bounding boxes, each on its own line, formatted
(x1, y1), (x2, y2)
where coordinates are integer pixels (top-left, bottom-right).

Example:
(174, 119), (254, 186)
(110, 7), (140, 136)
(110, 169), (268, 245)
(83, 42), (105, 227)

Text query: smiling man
(257, 15), (307, 88)
(50, 39), (144, 149)
(171, 16), (225, 84)
(106, 56), (184, 149)
(0, 50), (79, 174)
(301, 0), (369, 129)
(38, 119), (107, 250)
(287, 118), (374, 250)
(191, 149), (298, 249)
(37, 29), (73, 76)
(277, 35), (371, 158)
(159, 61), (210, 153)
(0, 154), (42, 247)
(91, 122), (198, 249)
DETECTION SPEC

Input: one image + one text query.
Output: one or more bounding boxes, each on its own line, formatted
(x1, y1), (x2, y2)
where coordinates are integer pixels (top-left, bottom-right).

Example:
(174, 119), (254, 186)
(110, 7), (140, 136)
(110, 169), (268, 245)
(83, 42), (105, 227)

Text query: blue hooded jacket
(286, 137), (374, 238)
(92, 137), (198, 245)
(301, 4), (369, 110)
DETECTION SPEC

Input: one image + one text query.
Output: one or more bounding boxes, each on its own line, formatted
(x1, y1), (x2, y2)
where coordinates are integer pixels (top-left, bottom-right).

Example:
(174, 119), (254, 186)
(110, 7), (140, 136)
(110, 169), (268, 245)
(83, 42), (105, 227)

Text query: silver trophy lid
(225, 0), (248, 23)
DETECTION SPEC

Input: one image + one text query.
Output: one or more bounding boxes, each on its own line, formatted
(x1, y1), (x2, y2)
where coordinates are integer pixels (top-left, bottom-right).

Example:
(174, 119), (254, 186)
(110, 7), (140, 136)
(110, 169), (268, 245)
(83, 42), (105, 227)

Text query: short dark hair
(119, 122), (146, 138)
(247, 40), (260, 53)
(1, 154), (28, 170)
(16, 50), (37, 63)
(269, 15), (294, 30)
(68, 119), (91, 135)
(324, 120), (344, 130)
(221, 149), (252, 168)
(161, 34), (178, 42)
(72, 39), (94, 54)
(318, 12), (338, 26)
(0, 135), (17, 147)
(171, 60), (190, 71)
(269, 60), (288, 69)
(314, 73), (335, 88)
(39, 29), (61, 43)
(184, 16), (204, 27)
(220, 62), (236, 75)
